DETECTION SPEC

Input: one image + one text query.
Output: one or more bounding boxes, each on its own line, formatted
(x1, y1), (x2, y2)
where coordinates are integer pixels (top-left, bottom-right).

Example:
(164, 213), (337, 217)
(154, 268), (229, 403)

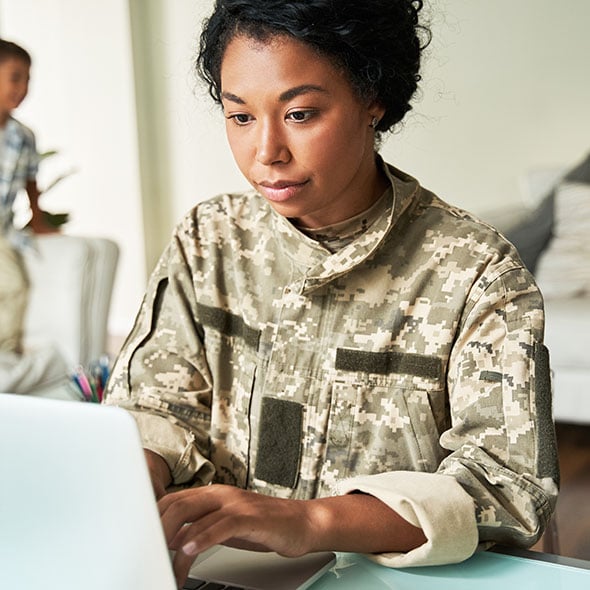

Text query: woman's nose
(255, 121), (290, 165)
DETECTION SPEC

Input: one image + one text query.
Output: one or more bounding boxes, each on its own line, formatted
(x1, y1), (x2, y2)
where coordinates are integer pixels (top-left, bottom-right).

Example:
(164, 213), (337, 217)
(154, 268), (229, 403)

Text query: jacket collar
(268, 158), (421, 294)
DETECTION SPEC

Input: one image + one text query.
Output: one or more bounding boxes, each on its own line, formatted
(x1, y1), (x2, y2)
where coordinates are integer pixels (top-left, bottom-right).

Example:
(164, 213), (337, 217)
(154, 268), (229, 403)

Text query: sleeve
(22, 125), (39, 180)
(338, 264), (559, 567)
(104, 225), (216, 487)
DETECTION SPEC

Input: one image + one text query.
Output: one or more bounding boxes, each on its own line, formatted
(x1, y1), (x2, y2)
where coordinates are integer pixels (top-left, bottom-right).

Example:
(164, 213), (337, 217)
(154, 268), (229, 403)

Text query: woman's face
(220, 34), (386, 229)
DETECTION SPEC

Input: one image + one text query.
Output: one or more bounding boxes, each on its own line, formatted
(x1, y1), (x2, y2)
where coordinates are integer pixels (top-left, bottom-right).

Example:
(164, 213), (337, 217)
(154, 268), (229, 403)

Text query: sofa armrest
(23, 235), (119, 368)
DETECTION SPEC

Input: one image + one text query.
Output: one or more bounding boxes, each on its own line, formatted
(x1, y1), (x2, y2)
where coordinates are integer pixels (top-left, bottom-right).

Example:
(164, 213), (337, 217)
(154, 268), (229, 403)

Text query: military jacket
(105, 163), (558, 567)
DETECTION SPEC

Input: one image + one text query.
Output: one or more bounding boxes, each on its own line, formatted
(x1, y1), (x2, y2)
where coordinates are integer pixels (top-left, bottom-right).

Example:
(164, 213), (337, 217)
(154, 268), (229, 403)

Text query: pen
(69, 371), (91, 401)
(74, 366), (93, 400)
(69, 358), (112, 402)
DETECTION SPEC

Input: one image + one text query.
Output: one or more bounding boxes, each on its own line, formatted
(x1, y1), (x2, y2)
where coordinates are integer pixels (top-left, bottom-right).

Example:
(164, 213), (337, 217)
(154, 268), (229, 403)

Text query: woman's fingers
(172, 546), (199, 590)
(159, 484), (311, 555)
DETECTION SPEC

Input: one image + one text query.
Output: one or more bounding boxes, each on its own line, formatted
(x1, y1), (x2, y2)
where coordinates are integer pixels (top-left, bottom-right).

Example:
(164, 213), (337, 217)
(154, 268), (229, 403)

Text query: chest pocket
(320, 348), (449, 489)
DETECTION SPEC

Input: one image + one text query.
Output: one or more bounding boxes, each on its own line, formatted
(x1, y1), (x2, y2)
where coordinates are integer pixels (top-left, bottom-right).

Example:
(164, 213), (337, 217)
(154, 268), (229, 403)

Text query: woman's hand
(159, 485), (314, 588)
(157, 484), (427, 589)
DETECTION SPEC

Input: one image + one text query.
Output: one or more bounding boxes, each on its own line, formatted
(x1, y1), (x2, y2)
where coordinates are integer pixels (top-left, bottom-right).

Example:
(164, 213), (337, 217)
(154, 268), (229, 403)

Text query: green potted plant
(28, 149), (77, 230)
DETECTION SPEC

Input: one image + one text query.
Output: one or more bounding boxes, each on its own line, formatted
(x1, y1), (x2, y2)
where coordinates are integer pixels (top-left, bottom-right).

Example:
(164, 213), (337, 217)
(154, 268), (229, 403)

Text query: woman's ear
(368, 101), (386, 129)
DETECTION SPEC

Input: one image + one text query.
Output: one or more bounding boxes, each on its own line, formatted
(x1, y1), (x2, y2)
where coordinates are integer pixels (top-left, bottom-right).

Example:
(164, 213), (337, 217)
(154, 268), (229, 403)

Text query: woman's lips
(258, 180), (309, 202)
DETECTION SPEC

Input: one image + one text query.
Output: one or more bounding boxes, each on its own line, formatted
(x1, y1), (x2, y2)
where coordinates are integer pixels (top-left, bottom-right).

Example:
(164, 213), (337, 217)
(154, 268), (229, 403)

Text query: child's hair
(0, 39), (32, 66)
(197, 0), (431, 133)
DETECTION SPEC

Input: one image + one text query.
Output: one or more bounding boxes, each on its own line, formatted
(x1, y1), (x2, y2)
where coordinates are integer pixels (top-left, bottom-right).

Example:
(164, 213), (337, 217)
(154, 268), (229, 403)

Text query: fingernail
(182, 541), (198, 556)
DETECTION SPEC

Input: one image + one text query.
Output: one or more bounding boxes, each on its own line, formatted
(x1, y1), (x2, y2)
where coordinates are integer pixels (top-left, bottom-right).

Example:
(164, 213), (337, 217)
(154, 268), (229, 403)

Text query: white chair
(0, 234), (119, 400)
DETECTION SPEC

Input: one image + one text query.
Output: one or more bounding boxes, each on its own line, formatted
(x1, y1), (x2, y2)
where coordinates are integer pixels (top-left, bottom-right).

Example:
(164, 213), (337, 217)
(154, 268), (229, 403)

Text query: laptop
(0, 394), (336, 590)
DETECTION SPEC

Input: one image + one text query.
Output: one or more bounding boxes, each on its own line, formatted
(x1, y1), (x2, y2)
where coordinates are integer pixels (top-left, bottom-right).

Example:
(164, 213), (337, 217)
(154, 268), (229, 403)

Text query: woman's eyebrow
(221, 84), (327, 105)
(279, 84), (327, 102)
(221, 91), (245, 104)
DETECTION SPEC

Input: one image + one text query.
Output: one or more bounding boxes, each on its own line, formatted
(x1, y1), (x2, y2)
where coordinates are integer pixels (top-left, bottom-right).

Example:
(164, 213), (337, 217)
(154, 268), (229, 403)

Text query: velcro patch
(254, 397), (303, 488)
(335, 348), (441, 379)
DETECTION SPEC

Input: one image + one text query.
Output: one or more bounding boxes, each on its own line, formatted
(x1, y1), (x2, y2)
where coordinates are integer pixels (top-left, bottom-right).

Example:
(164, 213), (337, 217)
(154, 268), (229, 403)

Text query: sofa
(0, 234), (119, 400)
(481, 153), (590, 425)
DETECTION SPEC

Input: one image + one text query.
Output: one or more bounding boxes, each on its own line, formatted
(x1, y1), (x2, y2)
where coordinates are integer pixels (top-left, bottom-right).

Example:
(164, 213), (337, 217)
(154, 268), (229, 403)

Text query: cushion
(544, 298), (590, 370)
(503, 192), (554, 273)
(535, 181), (590, 298)
(564, 151), (590, 184)
(23, 235), (119, 367)
(504, 152), (590, 274)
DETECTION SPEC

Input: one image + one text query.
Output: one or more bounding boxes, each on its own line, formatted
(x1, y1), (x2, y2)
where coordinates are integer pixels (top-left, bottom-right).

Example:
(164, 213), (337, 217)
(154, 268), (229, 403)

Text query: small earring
(370, 116), (379, 129)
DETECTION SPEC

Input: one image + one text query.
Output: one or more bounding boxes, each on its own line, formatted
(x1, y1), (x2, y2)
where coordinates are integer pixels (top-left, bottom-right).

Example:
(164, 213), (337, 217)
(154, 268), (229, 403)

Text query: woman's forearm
(304, 491), (427, 554)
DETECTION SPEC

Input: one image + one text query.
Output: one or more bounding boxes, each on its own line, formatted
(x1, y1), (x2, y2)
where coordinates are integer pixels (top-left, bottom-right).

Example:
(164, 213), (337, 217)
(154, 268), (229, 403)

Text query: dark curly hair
(197, 0), (431, 132)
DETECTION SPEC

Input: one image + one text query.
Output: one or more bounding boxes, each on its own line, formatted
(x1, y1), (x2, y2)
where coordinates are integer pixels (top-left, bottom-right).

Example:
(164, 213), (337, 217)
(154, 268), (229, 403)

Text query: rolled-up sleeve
(337, 470), (478, 566)
(338, 264), (558, 567)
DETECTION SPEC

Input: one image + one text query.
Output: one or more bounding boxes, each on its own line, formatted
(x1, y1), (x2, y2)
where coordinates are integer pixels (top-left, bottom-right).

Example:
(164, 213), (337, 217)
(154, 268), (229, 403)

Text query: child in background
(0, 39), (52, 355)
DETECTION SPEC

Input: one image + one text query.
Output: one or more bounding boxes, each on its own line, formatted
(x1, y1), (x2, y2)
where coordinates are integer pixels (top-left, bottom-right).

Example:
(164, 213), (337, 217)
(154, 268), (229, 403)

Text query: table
(310, 548), (590, 589)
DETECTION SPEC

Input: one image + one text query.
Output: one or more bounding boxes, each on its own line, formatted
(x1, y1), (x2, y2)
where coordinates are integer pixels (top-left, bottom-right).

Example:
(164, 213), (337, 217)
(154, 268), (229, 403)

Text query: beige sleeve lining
(337, 470), (478, 567)
(130, 411), (215, 486)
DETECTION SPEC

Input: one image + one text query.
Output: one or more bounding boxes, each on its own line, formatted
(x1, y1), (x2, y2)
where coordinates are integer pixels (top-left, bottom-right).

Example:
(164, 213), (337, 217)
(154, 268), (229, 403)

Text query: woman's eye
(286, 110), (316, 123)
(227, 113), (252, 125)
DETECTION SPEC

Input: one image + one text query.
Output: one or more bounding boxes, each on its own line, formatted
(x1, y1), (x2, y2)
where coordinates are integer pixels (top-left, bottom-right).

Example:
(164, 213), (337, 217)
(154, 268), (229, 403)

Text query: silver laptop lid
(0, 394), (177, 590)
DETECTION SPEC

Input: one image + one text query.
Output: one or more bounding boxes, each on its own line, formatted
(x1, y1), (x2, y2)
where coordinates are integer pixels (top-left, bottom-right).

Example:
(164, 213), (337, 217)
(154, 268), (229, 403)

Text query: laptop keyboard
(183, 577), (246, 590)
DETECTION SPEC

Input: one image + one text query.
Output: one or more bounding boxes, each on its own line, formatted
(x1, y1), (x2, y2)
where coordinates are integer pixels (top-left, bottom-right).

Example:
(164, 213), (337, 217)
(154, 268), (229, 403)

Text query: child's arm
(25, 179), (56, 234)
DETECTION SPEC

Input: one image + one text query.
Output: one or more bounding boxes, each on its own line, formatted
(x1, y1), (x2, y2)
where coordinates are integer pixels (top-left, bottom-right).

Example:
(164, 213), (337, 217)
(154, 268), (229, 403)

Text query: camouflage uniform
(105, 162), (558, 567)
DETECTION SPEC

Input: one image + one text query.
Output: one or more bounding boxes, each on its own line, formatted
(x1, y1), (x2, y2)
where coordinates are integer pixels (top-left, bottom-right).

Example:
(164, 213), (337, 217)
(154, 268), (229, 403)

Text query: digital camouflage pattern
(105, 161), (558, 551)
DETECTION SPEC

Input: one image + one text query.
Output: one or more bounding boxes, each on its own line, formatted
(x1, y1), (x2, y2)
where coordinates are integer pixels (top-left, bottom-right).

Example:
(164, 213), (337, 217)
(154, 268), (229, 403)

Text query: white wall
(382, 0), (590, 211)
(1, 0), (589, 341)
(134, 0), (247, 236)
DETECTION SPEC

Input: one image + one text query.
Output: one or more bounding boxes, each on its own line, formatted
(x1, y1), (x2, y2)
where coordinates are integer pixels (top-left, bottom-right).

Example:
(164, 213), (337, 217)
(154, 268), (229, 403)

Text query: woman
(105, 1), (559, 587)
